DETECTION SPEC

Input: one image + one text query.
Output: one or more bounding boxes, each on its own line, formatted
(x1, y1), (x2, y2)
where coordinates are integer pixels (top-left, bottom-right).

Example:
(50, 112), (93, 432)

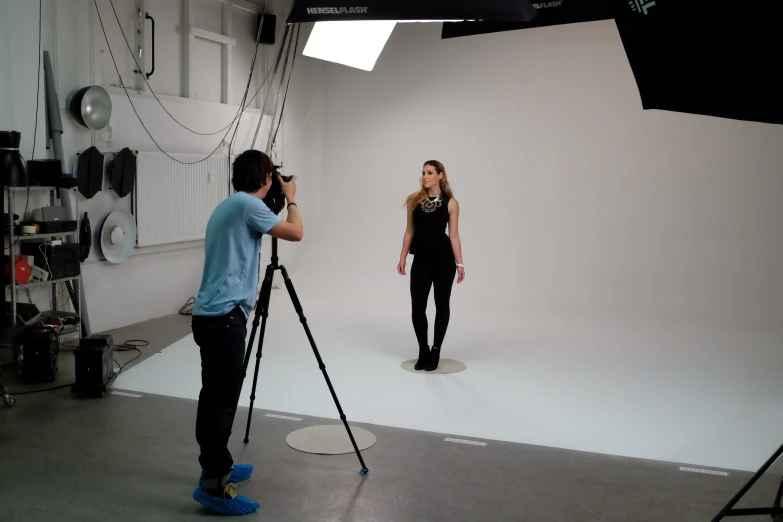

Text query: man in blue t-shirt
(191, 150), (302, 515)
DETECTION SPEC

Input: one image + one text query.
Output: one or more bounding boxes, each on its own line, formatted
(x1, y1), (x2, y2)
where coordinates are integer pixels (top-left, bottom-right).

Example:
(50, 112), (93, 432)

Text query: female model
(397, 160), (465, 371)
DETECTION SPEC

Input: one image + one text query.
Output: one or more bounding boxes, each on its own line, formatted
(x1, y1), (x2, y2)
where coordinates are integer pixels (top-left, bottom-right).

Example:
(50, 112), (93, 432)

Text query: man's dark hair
(232, 150), (273, 193)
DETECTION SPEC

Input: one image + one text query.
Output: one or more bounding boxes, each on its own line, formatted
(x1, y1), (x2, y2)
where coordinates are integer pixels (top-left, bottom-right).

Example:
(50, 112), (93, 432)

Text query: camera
(262, 165), (292, 215)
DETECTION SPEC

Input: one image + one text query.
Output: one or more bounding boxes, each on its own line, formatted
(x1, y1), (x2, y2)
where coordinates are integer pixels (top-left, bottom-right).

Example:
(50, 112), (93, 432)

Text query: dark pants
(410, 254), (456, 350)
(193, 306), (247, 481)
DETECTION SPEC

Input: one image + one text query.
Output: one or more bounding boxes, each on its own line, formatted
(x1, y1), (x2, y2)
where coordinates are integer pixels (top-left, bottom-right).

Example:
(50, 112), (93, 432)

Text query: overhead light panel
(302, 21), (396, 71)
(295, 1), (539, 71)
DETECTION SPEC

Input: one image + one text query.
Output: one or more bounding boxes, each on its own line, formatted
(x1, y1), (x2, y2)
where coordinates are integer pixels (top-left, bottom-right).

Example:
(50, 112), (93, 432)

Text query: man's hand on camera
(279, 174), (297, 203)
(268, 175), (303, 242)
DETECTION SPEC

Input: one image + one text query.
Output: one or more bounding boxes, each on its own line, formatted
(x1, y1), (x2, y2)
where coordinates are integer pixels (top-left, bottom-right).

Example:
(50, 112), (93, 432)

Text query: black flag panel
(611, 0), (783, 125)
(442, 1), (612, 39)
(77, 146), (104, 200)
(287, 0), (539, 24)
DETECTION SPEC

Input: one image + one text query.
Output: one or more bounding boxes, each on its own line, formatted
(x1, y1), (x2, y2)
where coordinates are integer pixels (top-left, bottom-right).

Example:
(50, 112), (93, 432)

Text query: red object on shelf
(4, 256), (31, 284)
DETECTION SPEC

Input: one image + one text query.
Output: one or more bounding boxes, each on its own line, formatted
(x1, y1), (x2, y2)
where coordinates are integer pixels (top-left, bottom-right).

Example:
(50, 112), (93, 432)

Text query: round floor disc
(286, 425), (376, 455)
(400, 358), (468, 374)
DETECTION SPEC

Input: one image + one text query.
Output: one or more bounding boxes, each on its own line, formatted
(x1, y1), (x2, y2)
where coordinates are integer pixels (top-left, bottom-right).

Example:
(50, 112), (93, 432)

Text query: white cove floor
(113, 292), (783, 473)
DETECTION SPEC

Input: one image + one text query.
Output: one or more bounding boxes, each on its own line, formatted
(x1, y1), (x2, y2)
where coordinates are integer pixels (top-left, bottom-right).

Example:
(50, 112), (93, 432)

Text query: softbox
(77, 146), (104, 199)
(611, 0), (783, 125)
(109, 148), (135, 198)
(442, 1), (612, 39)
(288, 0), (539, 23)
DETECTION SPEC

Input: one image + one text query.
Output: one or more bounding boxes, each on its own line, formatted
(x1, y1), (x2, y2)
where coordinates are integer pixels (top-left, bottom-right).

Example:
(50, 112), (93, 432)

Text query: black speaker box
(27, 159), (63, 187)
(21, 242), (81, 279)
(256, 13), (276, 45)
(74, 334), (114, 387)
(17, 326), (58, 383)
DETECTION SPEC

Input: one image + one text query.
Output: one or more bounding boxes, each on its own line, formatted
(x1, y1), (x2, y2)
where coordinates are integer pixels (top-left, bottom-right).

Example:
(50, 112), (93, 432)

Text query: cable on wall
(92, 0), (263, 165)
(271, 24), (301, 153)
(105, 0), (274, 137)
(250, 23), (292, 151)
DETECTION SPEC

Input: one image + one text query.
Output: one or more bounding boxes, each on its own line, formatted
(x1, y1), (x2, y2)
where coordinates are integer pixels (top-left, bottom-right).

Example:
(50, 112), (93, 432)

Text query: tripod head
(259, 234), (280, 269)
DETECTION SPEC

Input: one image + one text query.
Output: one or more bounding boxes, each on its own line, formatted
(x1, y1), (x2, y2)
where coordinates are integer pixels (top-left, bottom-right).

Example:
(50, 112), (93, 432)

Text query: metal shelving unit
(2, 185), (81, 347)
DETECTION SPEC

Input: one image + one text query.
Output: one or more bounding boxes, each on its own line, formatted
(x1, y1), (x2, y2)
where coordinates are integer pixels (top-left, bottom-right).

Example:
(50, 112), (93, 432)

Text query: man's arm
(267, 175), (303, 242)
(267, 204), (303, 242)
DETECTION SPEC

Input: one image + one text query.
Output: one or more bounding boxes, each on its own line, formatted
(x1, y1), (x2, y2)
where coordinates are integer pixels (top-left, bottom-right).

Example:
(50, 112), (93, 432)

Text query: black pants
(193, 306), (247, 481)
(410, 254), (456, 350)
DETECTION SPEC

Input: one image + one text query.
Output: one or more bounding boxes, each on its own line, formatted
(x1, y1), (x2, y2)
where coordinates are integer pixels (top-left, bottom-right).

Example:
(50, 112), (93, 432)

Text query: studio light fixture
(293, 0), (538, 71)
(288, 0), (538, 24)
(302, 19), (465, 71)
(303, 21), (397, 71)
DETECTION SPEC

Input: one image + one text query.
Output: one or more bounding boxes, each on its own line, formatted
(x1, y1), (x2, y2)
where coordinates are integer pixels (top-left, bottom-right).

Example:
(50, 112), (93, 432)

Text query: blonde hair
(405, 160), (454, 212)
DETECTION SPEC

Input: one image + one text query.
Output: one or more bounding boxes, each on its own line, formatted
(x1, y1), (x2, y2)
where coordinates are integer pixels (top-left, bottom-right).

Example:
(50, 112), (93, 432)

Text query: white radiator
(134, 153), (231, 247)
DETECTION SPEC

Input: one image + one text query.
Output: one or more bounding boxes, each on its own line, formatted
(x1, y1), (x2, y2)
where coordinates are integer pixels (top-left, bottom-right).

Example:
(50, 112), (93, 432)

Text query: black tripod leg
(711, 442), (783, 522)
(242, 265), (273, 378)
(279, 266), (369, 475)
(243, 264), (275, 444)
(773, 476), (783, 522)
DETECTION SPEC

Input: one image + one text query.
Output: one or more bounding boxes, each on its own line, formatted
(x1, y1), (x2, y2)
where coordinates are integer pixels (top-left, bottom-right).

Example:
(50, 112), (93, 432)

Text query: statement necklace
(421, 194), (443, 213)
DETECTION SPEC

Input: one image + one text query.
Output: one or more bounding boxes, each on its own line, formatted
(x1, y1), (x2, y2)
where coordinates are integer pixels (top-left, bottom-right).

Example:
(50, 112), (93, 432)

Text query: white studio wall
(289, 19), (783, 334)
(2, 0), (286, 333)
(0, 0), (47, 161)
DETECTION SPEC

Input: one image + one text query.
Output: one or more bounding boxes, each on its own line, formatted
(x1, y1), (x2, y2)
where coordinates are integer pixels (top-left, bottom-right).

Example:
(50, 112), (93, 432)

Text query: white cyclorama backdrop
(276, 20), (783, 470)
(290, 20), (783, 330)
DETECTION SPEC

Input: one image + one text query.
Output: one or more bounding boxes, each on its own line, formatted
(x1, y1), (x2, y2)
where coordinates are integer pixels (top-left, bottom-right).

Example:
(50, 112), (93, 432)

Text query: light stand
(239, 236), (369, 476)
(711, 442), (783, 521)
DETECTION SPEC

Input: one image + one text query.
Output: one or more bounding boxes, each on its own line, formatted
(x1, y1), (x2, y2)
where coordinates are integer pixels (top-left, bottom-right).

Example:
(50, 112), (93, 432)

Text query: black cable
(266, 29), (295, 153)
(179, 297), (195, 316)
(271, 25), (301, 152)
(113, 349), (141, 374)
(226, 11), (267, 193)
(113, 339), (148, 374)
(251, 24), (292, 150)
(230, 16), (266, 152)
(31, 0), (42, 160)
(12, 383), (74, 396)
(106, 0), (272, 137)
(92, 0), (234, 165)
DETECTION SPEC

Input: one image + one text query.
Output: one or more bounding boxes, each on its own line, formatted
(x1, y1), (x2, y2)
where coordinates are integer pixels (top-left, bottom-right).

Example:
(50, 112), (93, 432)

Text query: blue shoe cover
(200, 464), (254, 486)
(193, 486), (260, 516)
(228, 464), (254, 483)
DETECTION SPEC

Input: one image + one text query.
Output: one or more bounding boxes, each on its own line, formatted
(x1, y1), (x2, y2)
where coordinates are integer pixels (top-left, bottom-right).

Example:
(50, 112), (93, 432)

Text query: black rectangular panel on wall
(441, 0), (612, 39)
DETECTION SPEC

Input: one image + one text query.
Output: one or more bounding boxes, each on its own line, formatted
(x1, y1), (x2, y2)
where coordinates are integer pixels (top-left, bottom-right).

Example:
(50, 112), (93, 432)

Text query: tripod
(711, 442), (783, 521)
(239, 237), (369, 476)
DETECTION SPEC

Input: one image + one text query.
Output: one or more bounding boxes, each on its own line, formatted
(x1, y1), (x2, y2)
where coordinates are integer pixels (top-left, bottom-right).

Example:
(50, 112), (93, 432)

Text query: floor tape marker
(111, 391), (143, 398)
(266, 414), (303, 421)
(444, 437), (487, 447)
(680, 466), (729, 477)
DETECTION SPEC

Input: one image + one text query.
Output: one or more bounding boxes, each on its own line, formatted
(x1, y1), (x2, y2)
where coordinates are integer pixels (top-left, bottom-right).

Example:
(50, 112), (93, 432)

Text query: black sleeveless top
(409, 193), (453, 258)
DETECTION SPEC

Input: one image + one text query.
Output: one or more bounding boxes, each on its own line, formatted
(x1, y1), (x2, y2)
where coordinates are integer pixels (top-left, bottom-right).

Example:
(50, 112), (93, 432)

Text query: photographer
(190, 150), (301, 515)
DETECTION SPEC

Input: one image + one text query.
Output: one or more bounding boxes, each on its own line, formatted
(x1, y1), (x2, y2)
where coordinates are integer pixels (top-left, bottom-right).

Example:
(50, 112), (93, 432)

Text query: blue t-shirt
(193, 192), (281, 318)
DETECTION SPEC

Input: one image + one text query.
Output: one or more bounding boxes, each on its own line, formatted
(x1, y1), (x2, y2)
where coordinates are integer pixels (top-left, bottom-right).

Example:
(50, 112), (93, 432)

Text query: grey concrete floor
(1, 314), (782, 521)
(1, 313), (193, 395)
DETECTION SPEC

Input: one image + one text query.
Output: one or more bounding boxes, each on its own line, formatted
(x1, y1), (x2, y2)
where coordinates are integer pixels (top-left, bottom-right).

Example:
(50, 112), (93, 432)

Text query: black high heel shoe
(414, 346), (430, 371)
(425, 347), (441, 371)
